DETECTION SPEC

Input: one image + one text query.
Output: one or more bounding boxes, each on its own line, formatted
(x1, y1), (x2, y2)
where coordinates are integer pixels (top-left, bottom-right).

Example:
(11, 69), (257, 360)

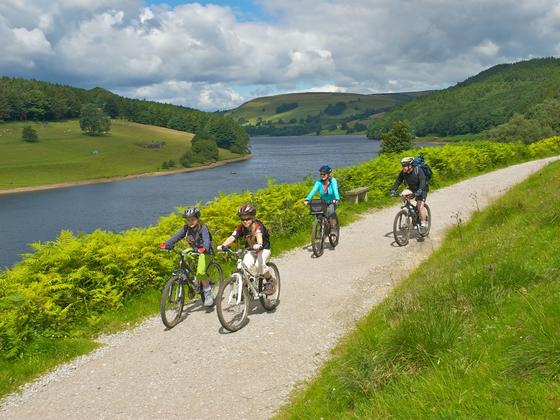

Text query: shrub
(21, 126), (38, 142)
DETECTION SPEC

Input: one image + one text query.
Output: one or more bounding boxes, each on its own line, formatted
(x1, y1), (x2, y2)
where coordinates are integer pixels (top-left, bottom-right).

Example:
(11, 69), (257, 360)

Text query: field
(278, 160), (560, 418)
(0, 119), (240, 190)
(225, 92), (426, 125)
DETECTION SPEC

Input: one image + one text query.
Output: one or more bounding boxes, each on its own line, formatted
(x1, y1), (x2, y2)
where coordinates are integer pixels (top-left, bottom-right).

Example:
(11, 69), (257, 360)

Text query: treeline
(0, 77), (249, 153)
(367, 57), (560, 138)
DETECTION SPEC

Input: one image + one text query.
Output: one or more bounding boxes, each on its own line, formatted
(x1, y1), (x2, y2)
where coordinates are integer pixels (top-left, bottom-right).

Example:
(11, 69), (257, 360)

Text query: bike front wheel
(311, 217), (325, 257)
(259, 262), (281, 311)
(419, 204), (432, 237)
(393, 210), (411, 246)
(160, 276), (185, 329)
(216, 274), (249, 332)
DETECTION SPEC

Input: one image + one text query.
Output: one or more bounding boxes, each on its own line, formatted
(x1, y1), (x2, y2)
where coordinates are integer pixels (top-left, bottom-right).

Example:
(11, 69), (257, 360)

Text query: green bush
(1, 138), (559, 361)
(21, 125), (38, 142)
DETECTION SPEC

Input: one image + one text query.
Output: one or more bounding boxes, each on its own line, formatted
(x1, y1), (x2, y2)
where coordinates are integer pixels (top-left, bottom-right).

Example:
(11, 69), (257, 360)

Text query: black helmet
(183, 207), (201, 218)
(237, 204), (256, 218)
(319, 165), (332, 174)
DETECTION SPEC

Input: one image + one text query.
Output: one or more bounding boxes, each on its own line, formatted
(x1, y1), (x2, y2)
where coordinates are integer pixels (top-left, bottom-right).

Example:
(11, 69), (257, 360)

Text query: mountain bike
(308, 199), (339, 257)
(159, 248), (223, 329)
(216, 247), (281, 332)
(392, 192), (431, 246)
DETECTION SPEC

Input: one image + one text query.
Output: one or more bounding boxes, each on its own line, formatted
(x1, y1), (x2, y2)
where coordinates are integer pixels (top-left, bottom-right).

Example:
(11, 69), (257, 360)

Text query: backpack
(413, 155), (432, 183)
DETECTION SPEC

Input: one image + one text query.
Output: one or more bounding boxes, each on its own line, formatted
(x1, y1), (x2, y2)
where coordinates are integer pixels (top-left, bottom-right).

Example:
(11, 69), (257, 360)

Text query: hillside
(0, 120), (241, 190)
(225, 91), (428, 136)
(367, 57), (560, 138)
(0, 77), (249, 154)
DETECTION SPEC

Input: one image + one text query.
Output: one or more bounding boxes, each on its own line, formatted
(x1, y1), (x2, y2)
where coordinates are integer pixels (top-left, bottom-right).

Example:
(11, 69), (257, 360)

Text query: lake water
(0, 135), (384, 268)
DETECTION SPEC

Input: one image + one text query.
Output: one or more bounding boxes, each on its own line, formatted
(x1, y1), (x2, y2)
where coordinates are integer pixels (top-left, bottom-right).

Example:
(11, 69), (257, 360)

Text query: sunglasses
(240, 217), (252, 222)
(320, 172), (328, 175)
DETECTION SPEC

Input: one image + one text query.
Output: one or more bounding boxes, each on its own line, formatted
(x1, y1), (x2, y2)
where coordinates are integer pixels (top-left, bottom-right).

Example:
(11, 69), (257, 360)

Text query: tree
(79, 103), (111, 136)
(21, 125), (38, 142)
(380, 120), (414, 153)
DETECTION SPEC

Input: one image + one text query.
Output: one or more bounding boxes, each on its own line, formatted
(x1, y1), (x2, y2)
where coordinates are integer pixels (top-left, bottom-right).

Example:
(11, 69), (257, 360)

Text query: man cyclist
(304, 165), (341, 241)
(390, 157), (429, 228)
(160, 207), (215, 307)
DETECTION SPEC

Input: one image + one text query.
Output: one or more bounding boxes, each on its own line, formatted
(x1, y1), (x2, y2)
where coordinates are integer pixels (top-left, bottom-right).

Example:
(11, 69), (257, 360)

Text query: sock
(203, 286), (211, 292)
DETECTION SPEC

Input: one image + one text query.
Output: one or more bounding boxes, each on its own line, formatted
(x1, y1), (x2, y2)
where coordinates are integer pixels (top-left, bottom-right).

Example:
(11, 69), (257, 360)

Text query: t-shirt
(231, 219), (270, 249)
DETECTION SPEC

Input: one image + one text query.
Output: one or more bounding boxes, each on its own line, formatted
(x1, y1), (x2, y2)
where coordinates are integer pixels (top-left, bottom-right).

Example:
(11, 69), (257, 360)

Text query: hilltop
(225, 91), (428, 136)
(367, 57), (560, 138)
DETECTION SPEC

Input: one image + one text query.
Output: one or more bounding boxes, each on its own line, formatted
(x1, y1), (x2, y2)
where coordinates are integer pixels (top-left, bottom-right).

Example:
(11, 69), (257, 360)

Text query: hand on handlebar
(304, 199), (309, 206)
(252, 243), (263, 252)
(159, 243), (171, 251)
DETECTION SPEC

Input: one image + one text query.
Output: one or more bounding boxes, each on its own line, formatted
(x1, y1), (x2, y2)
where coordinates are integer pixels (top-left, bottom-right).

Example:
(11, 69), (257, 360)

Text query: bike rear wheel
(259, 262), (281, 311)
(393, 210), (411, 246)
(419, 204), (432, 237)
(216, 274), (249, 332)
(328, 214), (340, 248)
(311, 217), (325, 257)
(160, 276), (185, 328)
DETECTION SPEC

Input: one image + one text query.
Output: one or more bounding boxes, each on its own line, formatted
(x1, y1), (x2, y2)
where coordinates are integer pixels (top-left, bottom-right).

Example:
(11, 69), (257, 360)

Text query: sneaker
(203, 290), (214, 307)
(263, 277), (277, 296)
(329, 232), (337, 241)
(420, 221), (427, 228)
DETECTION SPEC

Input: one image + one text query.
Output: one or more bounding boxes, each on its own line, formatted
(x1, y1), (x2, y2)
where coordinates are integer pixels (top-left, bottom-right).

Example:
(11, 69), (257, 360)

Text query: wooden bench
(345, 187), (369, 204)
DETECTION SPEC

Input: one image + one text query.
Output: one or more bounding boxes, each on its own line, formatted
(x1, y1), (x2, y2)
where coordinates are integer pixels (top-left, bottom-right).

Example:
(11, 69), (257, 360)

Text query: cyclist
(217, 204), (277, 295)
(390, 156), (428, 228)
(160, 207), (215, 307)
(304, 164), (340, 241)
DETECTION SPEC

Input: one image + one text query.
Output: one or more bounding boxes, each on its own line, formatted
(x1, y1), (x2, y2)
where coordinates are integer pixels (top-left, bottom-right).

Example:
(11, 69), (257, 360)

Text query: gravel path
(1, 157), (557, 420)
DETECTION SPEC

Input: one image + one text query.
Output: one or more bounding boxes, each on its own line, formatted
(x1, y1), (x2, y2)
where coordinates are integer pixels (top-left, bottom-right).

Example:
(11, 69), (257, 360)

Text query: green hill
(0, 119), (241, 190)
(225, 91), (428, 136)
(367, 57), (560, 138)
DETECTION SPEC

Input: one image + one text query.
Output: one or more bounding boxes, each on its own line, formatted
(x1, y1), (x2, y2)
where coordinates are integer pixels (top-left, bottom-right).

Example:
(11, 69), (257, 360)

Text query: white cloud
(0, 0), (559, 110)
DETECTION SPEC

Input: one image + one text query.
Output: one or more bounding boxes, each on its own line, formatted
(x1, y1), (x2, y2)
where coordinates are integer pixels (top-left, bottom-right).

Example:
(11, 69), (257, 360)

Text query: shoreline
(0, 154), (252, 196)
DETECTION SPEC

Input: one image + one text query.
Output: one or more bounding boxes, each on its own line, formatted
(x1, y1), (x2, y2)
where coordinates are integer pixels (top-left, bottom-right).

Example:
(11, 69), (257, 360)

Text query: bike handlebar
(160, 247), (199, 256)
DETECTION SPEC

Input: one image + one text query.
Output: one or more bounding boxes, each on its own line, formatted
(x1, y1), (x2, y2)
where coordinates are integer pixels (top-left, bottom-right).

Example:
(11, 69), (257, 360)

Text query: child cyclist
(304, 164), (341, 241)
(217, 204), (277, 295)
(160, 207), (215, 307)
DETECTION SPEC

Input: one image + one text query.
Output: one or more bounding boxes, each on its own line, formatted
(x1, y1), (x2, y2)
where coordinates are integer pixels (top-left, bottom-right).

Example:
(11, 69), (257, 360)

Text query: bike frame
(400, 195), (421, 225)
(224, 249), (268, 304)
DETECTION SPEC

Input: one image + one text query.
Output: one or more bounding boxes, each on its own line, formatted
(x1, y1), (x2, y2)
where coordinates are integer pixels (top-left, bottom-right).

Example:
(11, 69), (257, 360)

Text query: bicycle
(308, 199), (339, 257)
(159, 248), (223, 329)
(215, 246), (281, 332)
(392, 192), (431, 246)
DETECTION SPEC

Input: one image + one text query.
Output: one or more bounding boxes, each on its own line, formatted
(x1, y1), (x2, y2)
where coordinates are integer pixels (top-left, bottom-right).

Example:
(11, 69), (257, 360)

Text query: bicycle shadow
(163, 299), (215, 331)
(217, 298), (280, 335)
(302, 242), (338, 258)
(383, 230), (426, 247)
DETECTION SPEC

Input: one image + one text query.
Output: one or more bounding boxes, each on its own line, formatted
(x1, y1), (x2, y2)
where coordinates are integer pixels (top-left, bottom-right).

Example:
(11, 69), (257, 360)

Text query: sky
(1, 0), (559, 111)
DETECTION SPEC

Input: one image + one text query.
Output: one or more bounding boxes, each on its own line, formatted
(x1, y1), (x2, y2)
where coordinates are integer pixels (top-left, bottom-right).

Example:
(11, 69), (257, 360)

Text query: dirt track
(1, 156), (557, 420)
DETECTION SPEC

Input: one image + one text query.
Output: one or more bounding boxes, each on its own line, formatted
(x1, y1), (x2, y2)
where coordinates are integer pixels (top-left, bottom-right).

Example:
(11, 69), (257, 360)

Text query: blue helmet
(319, 165), (332, 174)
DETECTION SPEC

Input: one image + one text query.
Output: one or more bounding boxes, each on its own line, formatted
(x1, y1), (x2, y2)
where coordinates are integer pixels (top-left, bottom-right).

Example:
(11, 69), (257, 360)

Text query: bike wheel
(216, 274), (249, 332)
(206, 260), (224, 301)
(328, 214), (340, 248)
(393, 210), (411, 246)
(259, 262), (281, 311)
(419, 204), (432, 237)
(311, 217), (325, 257)
(160, 276), (185, 329)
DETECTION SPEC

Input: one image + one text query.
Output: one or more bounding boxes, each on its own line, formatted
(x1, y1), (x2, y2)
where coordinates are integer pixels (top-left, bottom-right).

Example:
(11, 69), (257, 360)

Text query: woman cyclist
(304, 164), (341, 241)
(160, 207), (215, 307)
(217, 205), (277, 295)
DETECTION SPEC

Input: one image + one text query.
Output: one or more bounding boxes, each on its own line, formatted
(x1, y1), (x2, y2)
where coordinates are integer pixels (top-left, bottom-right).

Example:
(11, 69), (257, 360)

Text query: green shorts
(186, 249), (210, 278)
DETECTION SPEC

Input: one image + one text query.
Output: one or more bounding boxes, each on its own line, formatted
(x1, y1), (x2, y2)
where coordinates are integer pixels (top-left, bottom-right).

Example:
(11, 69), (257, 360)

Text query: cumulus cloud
(0, 0), (559, 110)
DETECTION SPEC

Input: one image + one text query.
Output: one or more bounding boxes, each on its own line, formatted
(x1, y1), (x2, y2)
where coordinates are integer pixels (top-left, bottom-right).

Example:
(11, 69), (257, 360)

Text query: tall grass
(278, 160), (560, 419)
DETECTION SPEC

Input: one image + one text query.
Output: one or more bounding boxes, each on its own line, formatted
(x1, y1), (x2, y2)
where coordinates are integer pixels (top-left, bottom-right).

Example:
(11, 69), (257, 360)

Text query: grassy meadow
(0, 119), (241, 190)
(278, 160), (560, 419)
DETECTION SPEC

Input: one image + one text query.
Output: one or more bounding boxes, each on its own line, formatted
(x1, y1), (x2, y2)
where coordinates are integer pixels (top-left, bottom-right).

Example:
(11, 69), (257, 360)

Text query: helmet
(319, 165), (332, 174)
(237, 204), (256, 218)
(183, 207), (201, 218)
(400, 157), (414, 166)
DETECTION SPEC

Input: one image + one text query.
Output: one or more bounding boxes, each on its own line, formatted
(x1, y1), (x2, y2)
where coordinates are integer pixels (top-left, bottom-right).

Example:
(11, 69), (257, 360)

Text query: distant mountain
(225, 91), (429, 136)
(367, 57), (560, 138)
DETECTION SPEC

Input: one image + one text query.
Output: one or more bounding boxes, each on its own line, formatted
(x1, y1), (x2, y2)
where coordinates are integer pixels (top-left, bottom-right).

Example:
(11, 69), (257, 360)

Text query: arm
(391, 172), (405, 192)
(221, 225), (241, 248)
(165, 226), (187, 248)
(305, 181), (320, 201)
(200, 225), (212, 251)
(331, 178), (340, 201)
(417, 168), (427, 192)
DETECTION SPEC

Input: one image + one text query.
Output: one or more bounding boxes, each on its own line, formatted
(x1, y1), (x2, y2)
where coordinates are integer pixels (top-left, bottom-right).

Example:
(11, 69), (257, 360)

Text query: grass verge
(277, 160), (560, 418)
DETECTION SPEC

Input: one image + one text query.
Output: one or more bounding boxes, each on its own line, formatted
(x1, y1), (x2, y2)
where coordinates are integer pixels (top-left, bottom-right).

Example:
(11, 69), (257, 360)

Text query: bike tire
(328, 214), (340, 248)
(419, 204), (432, 237)
(311, 217), (325, 257)
(216, 274), (249, 332)
(199, 260), (224, 305)
(160, 276), (185, 329)
(393, 210), (411, 246)
(259, 262), (281, 311)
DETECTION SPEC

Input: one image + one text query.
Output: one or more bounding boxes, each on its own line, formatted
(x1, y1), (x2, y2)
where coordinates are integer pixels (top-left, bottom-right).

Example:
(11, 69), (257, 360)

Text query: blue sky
(1, 0), (559, 110)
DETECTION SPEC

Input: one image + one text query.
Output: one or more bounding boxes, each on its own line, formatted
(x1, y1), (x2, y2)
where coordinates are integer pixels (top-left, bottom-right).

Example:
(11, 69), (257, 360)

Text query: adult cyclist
(304, 165), (341, 241)
(390, 157), (429, 228)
